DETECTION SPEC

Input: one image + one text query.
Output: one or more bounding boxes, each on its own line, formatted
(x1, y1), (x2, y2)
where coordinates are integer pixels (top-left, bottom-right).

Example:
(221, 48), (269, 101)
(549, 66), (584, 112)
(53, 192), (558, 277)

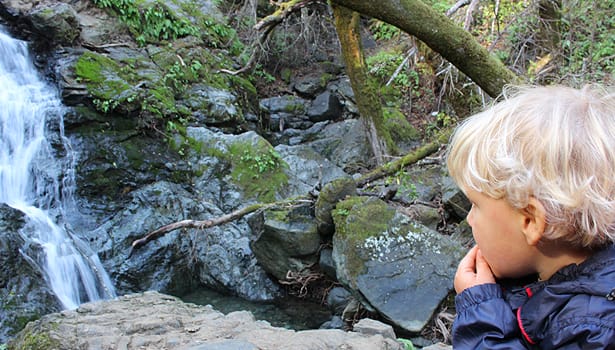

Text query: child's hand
(454, 245), (496, 293)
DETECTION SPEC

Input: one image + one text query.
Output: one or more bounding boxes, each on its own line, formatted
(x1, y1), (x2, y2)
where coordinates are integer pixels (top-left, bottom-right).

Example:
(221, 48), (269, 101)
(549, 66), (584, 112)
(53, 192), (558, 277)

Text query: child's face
(464, 188), (538, 279)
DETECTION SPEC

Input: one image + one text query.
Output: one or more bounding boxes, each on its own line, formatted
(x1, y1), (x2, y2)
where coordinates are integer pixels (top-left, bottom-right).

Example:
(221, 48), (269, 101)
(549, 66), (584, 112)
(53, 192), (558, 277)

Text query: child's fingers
(458, 245), (479, 272)
(454, 246), (479, 293)
(475, 248), (496, 283)
(474, 248), (491, 274)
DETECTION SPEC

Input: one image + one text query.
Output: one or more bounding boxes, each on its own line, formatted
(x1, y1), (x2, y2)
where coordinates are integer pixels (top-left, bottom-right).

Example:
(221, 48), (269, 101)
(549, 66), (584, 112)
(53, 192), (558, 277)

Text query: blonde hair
(446, 84), (615, 249)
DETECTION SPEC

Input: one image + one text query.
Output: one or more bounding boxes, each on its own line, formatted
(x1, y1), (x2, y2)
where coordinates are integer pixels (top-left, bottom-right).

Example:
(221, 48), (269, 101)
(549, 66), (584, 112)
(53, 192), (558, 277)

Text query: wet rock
(88, 181), (281, 302)
(0, 205), (61, 344)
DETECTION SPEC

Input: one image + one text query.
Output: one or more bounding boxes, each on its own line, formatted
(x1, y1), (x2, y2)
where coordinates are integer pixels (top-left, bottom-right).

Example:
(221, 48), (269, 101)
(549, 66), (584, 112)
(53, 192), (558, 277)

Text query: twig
(129, 199), (311, 257)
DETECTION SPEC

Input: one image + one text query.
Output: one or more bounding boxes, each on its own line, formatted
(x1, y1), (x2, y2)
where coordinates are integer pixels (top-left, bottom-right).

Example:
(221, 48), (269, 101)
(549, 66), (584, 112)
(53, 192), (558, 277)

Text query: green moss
(169, 130), (204, 158)
(319, 73), (334, 88)
(75, 51), (140, 114)
(226, 140), (289, 202)
(267, 208), (290, 222)
(202, 138), (289, 203)
(332, 197), (397, 282)
(14, 314), (36, 330)
(283, 100), (306, 114)
(75, 51), (119, 84)
(383, 107), (421, 147)
(333, 196), (395, 241)
(280, 68), (292, 83)
(17, 330), (60, 350)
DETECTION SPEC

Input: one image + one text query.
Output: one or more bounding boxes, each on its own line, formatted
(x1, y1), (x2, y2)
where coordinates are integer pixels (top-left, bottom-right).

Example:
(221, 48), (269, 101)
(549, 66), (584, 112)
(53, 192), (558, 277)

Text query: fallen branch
(81, 42), (132, 52)
(356, 129), (452, 187)
(129, 199), (311, 257)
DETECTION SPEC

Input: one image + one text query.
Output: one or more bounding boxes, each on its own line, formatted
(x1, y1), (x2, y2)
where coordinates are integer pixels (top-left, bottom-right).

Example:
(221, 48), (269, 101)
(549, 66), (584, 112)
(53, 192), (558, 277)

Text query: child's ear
(521, 197), (546, 246)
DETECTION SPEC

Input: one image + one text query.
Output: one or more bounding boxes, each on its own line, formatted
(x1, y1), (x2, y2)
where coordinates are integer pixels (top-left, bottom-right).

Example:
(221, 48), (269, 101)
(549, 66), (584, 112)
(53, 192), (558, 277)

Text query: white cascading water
(0, 27), (116, 309)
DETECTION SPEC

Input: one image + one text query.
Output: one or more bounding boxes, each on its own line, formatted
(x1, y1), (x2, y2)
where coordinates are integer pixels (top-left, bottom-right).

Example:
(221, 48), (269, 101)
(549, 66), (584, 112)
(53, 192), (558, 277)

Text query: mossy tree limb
(330, 0), (519, 97)
(236, 0), (518, 96)
(332, 5), (391, 165)
(356, 129), (452, 187)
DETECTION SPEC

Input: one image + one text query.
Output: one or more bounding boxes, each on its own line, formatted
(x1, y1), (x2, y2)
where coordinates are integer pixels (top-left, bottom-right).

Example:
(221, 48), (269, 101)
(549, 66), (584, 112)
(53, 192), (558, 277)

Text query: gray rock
(332, 197), (465, 333)
(8, 292), (406, 350)
(441, 174), (471, 220)
(326, 286), (353, 315)
(30, 3), (80, 45)
(186, 340), (258, 350)
(249, 203), (321, 281)
(319, 247), (337, 280)
(307, 91), (343, 122)
(306, 119), (374, 172)
(89, 181), (280, 301)
(423, 343), (453, 350)
(353, 318), (397, 340)
(320, 315), (345, 329)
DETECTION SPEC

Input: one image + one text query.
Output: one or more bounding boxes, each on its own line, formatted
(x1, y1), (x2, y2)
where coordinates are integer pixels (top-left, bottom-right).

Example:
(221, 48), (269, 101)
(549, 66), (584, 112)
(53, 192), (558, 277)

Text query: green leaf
(397, 338), (416, 350)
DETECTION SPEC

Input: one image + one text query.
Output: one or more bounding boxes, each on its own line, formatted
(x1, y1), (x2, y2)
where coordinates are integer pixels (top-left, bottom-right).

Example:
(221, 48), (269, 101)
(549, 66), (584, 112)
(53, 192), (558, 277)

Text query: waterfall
(0, 27), (116, 309)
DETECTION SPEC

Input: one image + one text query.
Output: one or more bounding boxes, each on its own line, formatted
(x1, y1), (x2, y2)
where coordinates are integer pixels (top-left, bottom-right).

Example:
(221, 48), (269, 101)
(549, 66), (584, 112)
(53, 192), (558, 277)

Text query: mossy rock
(8, 320), (61, 350)
(314, 177), (358, 237)
(331, 196), (396, 287)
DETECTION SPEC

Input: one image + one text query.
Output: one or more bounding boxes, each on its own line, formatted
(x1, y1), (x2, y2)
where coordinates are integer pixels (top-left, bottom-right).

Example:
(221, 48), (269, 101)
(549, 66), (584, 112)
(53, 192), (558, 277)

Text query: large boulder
(29, 3), (80, 45)
(249, 203), (321, 281)
(84, 181), (281, 302)
(332, 196), (465, 334)
(8, 291), (406, 350)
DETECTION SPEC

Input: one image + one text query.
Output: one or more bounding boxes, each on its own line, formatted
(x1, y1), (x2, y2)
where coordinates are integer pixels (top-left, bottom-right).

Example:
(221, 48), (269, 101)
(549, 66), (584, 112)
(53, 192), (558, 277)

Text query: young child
(446, 84), (615, 349)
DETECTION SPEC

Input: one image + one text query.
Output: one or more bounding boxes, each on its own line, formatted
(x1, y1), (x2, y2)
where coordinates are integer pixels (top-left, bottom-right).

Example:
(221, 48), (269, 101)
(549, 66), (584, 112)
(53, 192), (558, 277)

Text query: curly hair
(446, 84), (615, 249)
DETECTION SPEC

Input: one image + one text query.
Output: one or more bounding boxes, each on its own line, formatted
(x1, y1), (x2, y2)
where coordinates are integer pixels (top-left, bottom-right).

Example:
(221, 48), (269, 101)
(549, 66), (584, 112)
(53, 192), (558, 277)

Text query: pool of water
(180, 288), (333, 330)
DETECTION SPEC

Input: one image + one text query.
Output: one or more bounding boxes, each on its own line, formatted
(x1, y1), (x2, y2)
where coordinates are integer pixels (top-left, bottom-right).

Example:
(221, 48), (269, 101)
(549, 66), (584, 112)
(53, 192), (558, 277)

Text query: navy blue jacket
(452, 245), (615, 349)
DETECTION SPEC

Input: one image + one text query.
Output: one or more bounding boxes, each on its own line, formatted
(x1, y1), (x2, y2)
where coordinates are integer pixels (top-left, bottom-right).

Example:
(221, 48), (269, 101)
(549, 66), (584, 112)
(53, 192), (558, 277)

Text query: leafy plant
(386, 170), (419, 201)
(397, 338), (416, 350)
(253, 64), (276, 84)
(425, 111), (456, 137)
(368, 19), (401, 41)
(333, 207), (350, 217)
(240, 148), (285, 177)
(367, 50), (420, 95)
(92, 0), (198, 46)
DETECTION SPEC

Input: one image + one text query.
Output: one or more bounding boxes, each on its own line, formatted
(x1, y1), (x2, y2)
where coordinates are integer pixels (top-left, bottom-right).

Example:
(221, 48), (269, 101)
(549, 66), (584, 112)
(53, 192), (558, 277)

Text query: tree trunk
(332, 5), (390, 165)
(330, 0), (519, 97)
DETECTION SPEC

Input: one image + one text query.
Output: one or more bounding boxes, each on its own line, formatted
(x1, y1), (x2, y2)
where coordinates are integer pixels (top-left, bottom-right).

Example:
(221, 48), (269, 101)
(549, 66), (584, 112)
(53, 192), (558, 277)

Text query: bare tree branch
(446, 0), (470, 17)
(129, 199), (312, 257)
(463, 0), (481, 31)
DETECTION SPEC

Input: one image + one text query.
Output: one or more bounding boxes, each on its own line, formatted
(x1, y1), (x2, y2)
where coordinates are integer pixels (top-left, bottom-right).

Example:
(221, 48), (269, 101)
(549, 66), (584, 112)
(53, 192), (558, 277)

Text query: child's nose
(466, 205), (474, 227)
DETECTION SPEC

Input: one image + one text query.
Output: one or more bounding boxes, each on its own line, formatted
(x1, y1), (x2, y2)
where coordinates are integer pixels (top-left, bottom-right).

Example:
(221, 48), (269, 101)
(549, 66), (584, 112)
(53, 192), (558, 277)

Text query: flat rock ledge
(9, 291), (407, 350)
